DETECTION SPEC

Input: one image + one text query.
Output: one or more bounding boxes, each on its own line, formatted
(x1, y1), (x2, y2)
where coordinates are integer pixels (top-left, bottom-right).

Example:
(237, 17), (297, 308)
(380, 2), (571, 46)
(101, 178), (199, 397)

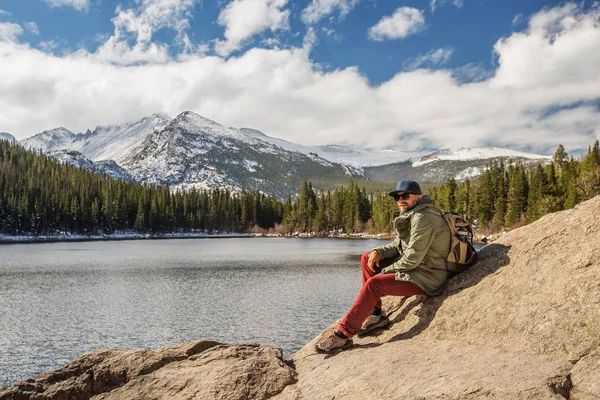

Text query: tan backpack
(439, 211), (479, 273)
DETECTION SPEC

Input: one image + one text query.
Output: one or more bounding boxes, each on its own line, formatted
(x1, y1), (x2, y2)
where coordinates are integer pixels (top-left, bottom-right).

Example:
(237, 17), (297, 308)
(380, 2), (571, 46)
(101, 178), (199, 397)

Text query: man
(315, 180), (452, 353)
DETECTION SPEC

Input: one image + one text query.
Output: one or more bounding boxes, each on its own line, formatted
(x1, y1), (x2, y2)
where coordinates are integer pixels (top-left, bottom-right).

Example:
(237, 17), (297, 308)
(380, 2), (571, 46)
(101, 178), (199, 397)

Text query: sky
(0, 0), (599, 155)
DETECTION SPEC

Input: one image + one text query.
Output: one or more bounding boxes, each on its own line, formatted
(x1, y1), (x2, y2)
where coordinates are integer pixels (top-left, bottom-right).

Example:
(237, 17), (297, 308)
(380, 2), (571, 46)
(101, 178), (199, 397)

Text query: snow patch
(243, 159), (259, 172)
(455, 166), (483, 182)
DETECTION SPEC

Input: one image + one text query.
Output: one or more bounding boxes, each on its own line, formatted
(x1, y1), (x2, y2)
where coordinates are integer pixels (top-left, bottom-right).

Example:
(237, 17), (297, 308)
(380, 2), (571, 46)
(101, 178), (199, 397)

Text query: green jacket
(373, 196), (451, 295)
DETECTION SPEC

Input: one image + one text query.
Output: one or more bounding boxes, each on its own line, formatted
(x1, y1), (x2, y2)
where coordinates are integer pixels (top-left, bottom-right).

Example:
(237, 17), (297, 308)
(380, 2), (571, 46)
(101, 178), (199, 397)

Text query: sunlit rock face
(2, 196), (599, 399)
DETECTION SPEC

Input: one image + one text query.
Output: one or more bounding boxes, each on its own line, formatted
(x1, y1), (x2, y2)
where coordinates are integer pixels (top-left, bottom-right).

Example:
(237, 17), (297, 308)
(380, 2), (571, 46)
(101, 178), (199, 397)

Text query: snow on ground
(455, 166), (483, 182)
(0, 232), (251, 243)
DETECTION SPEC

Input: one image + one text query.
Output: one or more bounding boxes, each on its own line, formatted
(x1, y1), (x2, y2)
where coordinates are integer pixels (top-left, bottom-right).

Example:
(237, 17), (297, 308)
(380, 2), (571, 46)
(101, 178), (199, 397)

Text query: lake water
(0, 238), (382, 387)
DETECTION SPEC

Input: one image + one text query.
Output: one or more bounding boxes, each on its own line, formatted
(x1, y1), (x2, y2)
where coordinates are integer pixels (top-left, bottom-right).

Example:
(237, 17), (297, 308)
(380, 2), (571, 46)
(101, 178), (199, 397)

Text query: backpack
(438, 211), (478, 274)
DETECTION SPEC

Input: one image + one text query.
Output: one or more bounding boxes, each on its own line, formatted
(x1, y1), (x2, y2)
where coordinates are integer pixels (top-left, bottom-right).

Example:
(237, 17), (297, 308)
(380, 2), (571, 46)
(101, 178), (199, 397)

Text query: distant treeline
(428, 142), (600, 232)
(0, 140), (599, 236)
(0, 141), (283, 235)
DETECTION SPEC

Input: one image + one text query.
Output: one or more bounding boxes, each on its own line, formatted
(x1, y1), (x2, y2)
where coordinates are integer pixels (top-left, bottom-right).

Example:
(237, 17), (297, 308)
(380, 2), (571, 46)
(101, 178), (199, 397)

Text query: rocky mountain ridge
(17, 112), (362, 197)
(2, 195), (599, 399)
(11, 112), (551, 193)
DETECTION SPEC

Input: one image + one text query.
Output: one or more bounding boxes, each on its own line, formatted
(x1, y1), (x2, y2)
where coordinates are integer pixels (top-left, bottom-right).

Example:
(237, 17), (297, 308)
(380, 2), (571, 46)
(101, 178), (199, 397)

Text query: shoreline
(0, 232), (393, 245)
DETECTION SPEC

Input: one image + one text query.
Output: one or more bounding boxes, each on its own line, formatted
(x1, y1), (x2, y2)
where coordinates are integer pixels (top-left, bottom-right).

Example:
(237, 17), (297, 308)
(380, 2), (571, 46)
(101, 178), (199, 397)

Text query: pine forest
(0, 140), (599, 237)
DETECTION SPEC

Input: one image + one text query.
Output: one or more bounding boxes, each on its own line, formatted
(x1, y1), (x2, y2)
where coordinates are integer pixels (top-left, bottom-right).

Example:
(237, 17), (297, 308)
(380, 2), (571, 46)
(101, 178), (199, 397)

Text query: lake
(0, 238), (381, 387)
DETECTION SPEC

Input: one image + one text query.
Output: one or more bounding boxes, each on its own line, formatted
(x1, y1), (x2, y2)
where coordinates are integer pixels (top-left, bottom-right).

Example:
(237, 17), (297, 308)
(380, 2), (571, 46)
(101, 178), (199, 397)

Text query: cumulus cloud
(214, 0), (290, 57)
(0, 22), (23, 42)
(403, 47), (454, 70)
(491, 3), (600, 89)
(368, 7), (426, 41)
(301, 0), (360, 25)
(0, 3), (599, 156)
(42, 0), (91, 12)
(0, 9), (11, 16)
(430, 0), (464, 13)
(93, 0), (198, 64)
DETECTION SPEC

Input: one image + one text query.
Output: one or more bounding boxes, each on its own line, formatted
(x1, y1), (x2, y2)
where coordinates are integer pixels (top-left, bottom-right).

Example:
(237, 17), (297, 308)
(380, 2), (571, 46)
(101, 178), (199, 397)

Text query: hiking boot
(357, 314), (390, 337)
(315, 332), (353, 354)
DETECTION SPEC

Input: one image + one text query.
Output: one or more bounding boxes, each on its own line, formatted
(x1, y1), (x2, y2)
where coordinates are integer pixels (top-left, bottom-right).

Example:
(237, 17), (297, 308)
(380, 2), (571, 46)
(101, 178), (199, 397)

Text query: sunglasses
(393, 192), (412, 201)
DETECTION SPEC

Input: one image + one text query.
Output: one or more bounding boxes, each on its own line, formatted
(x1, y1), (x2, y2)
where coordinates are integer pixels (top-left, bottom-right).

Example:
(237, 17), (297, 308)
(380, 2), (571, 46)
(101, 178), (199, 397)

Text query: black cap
(388, 180), (422, 197)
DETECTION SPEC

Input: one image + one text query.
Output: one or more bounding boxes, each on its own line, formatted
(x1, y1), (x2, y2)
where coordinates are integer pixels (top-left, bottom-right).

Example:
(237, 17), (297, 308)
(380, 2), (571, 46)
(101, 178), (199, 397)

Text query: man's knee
(361, 251), (370, 266)
(364, 275), (384, 294)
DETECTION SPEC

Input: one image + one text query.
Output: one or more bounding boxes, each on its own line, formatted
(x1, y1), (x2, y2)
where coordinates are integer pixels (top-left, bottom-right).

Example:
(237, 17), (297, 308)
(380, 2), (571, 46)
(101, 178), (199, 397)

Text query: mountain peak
(175, 111), (219, 125)
(40, 127), (74, 137)
(239, 128), (267, 138)
(167, 111), (240, 141)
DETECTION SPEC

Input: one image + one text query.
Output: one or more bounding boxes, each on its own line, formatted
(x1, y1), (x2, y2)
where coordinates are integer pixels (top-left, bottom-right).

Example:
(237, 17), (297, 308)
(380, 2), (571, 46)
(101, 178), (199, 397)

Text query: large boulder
(281, 195), (600, 399)
(0, 342), (297, 400)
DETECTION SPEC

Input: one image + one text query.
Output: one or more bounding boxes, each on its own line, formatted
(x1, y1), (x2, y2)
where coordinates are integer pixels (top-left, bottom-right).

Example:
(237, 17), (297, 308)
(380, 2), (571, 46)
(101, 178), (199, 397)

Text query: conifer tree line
(428, 142), (600, 232)
(1, 140), (598, 237)
(0, 141), (283, 235)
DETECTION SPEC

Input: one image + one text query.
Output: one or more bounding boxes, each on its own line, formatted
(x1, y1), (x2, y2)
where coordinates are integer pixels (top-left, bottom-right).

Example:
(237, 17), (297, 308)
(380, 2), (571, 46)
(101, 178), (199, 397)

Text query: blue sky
(0, 0), (599, 155)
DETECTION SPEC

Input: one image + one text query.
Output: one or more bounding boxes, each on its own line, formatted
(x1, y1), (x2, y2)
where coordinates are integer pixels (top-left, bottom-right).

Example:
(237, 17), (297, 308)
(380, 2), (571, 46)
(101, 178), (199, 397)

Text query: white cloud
(491, 3), (600, 89)
(42, 0), (91, 12)
(0, 3), (599, 157)
(368, 7), (425, 42)
(404, 47), (454, 70)
(0, 22), (23, 42)
(39, 40), (61, 52)
(452, 63), (493, 83)
(303, 26), (318, 51)
(214, 0), (290, 57)
(93, 0), (198, 64)
(261, 37), (280, 48)
(24, 22), (40, 35)
(301, 0), (360, 25)
(430, 0), (463, 13)
(0, 9), (11, 16)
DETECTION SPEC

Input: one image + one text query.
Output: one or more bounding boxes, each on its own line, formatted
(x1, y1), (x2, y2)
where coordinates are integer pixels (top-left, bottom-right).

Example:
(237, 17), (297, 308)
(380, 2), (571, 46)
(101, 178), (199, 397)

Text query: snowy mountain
(18, 111), (553, 193)
(411, 147), (550, 167)
(21, 114), (170, 162)
(365, 147), (550, 184)
(0, 132), (17, 143)
(241, 128), (428, 167)
(47, 150), (134, 181)
(118, 112), (361, 197)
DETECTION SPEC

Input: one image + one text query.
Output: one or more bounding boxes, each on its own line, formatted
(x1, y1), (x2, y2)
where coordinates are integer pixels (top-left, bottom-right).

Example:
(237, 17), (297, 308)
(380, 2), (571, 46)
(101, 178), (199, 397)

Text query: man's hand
(367, 250), (380, 273)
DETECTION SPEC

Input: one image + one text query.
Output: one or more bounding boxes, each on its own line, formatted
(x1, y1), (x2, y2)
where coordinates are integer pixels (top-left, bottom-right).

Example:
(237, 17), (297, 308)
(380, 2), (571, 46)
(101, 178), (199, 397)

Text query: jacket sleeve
(372, 236), (401, 259)
(381, 213), (437, 273)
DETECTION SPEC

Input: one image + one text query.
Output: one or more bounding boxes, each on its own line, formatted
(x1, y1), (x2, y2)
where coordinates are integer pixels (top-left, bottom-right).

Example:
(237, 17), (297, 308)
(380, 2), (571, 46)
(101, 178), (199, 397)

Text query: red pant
(338, 251), (425, 337)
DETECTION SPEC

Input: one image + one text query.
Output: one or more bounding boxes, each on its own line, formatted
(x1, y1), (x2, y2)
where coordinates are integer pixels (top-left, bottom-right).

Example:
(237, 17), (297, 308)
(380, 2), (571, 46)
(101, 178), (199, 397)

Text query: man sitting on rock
(316, 180), (452, 353)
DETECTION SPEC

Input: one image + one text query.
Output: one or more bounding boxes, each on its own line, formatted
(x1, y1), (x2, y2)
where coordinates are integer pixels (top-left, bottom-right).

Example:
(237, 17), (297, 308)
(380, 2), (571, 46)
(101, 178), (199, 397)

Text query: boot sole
(356, 318), (390, 337)
(315, 339), (354, 354)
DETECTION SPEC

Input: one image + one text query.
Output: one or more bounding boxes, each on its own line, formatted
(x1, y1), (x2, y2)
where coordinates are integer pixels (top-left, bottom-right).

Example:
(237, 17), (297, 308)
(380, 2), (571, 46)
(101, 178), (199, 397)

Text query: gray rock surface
(1, 195), (599, 399)
(0, 342), (296, 400)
